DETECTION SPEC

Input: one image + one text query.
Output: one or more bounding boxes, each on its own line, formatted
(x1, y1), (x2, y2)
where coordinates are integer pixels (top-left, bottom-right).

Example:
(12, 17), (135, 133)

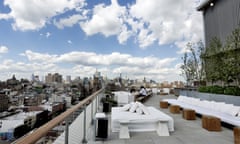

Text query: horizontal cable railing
(12, 88), (104, 144)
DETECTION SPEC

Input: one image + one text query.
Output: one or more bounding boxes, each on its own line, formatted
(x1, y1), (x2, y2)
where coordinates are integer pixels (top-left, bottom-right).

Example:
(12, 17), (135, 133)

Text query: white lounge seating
(111, 104), (174, 138)
(112, 91), (134, 106)
(163, 96), (240, 127)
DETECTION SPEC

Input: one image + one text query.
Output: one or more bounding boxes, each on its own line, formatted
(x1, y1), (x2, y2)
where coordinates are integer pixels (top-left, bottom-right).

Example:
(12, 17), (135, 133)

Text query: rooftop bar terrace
(12, 88), (235, 144)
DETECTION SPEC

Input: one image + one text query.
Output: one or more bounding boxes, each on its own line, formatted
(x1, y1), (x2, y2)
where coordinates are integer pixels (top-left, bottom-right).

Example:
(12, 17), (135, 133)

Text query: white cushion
(129, 102), (138, 113)
(122, 103), (131, 111)
(213, 102), (225, 112)
(137, 103), (150, 115)
(229, 106), (240, 116)
(221, 104), (234, 115)
(201, 100), (211, 109)
(237, 110), (240, 117)
(136, 107), (143, 115)
(178, 95), (187, 102)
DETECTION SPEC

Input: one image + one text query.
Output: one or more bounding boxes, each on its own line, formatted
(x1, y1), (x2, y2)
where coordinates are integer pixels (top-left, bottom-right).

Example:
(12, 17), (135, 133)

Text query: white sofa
(163, 96), (240, 127)
(112, 91), (134, 106)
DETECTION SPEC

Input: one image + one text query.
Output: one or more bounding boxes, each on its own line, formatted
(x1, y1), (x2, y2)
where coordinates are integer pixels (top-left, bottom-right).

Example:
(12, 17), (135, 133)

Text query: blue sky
(0, 0), (204, 82)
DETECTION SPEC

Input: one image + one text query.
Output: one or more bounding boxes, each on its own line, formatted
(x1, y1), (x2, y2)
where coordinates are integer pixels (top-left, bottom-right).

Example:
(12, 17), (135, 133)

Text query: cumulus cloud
(54, 14), (86, 29)
(0, 13), (11, 20)
(117, 25), (132, 44)
(1, 0), (203, 50)
(0, 0), (205, 81)
(80, 0), (126, 37)
(128, 0), (203, 49)
(0, 59), (59, 80)
(79, 0), (203, 49)
(14, 50), (180, 81)
(20, 50), (58, 62)
(2, 0), (86, 31)
(0, 46), (9, 53)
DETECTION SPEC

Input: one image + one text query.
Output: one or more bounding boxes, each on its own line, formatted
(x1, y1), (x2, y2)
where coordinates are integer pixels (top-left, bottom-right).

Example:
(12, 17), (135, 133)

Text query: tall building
(66, 75), (71, 83)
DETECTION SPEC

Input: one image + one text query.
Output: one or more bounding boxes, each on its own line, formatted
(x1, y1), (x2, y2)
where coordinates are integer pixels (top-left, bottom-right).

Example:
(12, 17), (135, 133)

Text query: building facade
(198, 0), (240, 85)
(45, 73), (63, 83)
(0, 93), (9, 112)
(198, 0), (240, 47)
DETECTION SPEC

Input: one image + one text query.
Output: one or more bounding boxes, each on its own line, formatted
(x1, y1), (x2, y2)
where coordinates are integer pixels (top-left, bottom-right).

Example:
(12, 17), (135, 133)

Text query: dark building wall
(0, 94), (9, 112)
(202, 0), (240, 47)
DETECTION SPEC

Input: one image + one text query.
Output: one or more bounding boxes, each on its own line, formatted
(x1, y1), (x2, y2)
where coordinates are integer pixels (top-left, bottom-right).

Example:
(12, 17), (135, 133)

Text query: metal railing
(12, 88), (104, 144)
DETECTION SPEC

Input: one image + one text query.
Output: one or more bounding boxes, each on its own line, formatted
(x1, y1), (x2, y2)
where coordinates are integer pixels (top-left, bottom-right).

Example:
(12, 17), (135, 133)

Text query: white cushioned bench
(163, 96), (240, 127)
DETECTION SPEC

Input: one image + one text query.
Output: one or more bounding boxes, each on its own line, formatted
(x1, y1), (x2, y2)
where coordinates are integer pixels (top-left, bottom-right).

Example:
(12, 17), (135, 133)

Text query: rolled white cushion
(136, 107), (143, 115)
(237, 110), (240, 117)
(122, 103), (131, 111)
(136, 102), (150, 115)
(229, 105), (240, 116)
(129, 102), (138, 113)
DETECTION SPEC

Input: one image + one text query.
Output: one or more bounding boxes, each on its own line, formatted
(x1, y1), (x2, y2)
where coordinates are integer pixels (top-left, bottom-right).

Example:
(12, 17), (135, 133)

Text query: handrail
(13, 88), (104, 144)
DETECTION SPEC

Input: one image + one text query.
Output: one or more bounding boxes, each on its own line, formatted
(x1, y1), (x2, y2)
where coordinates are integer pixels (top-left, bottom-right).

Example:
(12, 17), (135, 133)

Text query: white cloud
(0, 46), (9, 53)
(128, 0), (203, 49)
(0, 13), (11, 20)
(54, 14), (86, 29)
(0, 59), (58, 81)
(79, 0), (203, 49)
(14, 50), (182, 82)
(46, 32), (51, 38)
(80, 0), (126, 37)
(20, 50), (58, 62)
(67, 40), (73, 44)
(1, 0), (203, 50)
(117, 25), (132, 44)
(3, 0), (86, 31)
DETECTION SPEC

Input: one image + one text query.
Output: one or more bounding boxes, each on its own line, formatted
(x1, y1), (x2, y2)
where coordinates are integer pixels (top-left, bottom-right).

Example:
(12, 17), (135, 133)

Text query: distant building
(93, 70), (102, 91)
(65, 75), (71, 83)
(45, 73), (63, 83)
(0, 92), (9, 112)
(24, 94), (44, 106)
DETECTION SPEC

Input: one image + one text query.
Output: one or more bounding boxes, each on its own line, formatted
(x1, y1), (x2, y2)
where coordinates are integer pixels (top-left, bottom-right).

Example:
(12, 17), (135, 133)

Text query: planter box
(178, 89), (240, 106)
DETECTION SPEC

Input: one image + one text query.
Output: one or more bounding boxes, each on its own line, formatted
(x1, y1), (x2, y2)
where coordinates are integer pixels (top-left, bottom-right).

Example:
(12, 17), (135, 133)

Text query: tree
(202, 27), (240, 86)
(223, 27), (240, 85)
(180, 41), (205, 86)
(203, 37), (223, 85)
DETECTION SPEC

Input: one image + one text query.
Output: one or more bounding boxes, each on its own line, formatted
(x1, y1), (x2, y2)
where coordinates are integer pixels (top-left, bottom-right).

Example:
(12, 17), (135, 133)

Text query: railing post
(95, 96), (98, 113)
(82, 105), (88, 144)
(91, 101), (94, 125)
(65, 117), (69, 144)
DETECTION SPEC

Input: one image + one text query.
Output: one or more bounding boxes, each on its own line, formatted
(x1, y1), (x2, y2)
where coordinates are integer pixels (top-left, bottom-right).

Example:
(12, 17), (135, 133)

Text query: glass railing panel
(12, 88), (104, 144)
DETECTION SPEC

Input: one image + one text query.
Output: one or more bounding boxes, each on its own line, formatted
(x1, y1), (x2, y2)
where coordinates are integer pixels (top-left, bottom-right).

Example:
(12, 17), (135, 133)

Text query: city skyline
(0, 0), (204, 82)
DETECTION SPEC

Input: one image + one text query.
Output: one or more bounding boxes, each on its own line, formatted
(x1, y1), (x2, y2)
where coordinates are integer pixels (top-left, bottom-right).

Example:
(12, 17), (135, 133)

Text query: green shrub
(198, 85), (240, 96)
(198, 86), (210, 93)
(209, 85), (224, 94)
(224, 86), (240, 96)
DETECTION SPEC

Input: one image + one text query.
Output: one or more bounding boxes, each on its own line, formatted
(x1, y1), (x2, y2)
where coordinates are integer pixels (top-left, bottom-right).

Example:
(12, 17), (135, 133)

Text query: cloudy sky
(0, 0), (204, 82)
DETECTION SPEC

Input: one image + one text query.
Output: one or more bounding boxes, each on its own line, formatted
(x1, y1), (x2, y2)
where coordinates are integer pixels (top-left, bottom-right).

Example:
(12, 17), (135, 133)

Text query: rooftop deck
(86, 94), (234, 144)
